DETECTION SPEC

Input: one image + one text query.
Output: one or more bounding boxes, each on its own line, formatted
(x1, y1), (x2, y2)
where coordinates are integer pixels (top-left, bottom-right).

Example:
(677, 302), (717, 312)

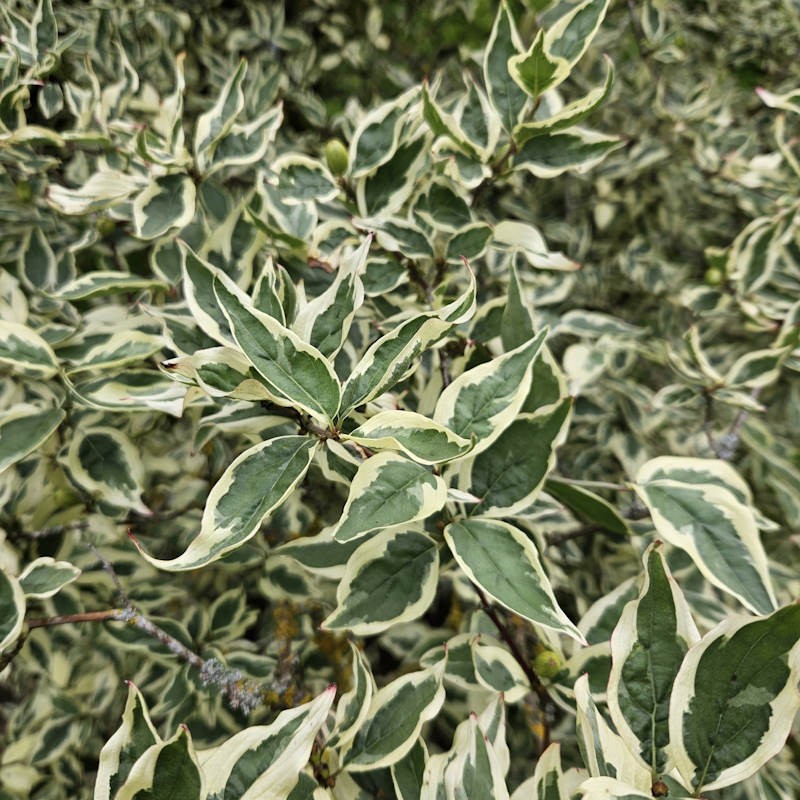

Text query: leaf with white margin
(466, 398), (571, 517)
(444, 518), (583, 643)
(94, 682), (160, 800)
(510, 742), (567, 800)
(66, 426), (149, 515)
(507, 29), (570, 101)
(668, 604), (800, 794)
(323, 529), (439, 636)
(134, 435), (316, 571)
(0, 407), (64, 474)
(132, 174), (196, 240)
(18, 557), (80, 599)
(47, 170), (145, 215)
(0, 320), (59, 378)
(327, 644), (376, 751)
(574, 675), (651, 789)
(434, 329), (547, 456)
(493, 221), (579, 271)
(340, 267), (475, 414)
(200, 685), (336, 800)
(48, 271), (167, 301)
(180, 243), (235, 347)
(471, 640), (529, 703)
(483, 1), (527, 133)
(392, 739), (429, 800)
(19, 226), (57, 291)
(477, 693), (510, 778)
(331, 452), (447, 544)
(515, 57), (614, 143)
(576, 777), (652, 800)
(71, 372), (185, 417)
(514, 129), (623, 179)
(113, 725), (202, 800)
(342, 660), (446, 772)
(725, 347), (789, 389)
(633, 461), (776, 615)
(292, 237), (369, 358)
(64, 330), (163, 374)
(274, 528), (363, 580)
(544, 0), (611, 65)
(607, 544), (700, 776)
(349, 86), (418, 177)
(0, 567), (25, 654)
(214, 277), (341, 423)
(194, 59), (247, 171)
(209, 104), (283, 175)
(344, 410), (473, 465)
(442, 714), (510, 800)
(272, 153), (339, 204)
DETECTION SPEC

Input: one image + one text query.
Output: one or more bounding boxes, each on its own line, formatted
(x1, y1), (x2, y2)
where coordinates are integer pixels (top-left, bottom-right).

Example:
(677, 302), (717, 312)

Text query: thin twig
(27, 609), (125, 628)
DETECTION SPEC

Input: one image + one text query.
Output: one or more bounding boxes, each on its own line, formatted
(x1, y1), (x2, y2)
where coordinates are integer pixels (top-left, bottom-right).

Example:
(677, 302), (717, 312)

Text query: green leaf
(64, 331), (163, 374)
(328, 644), (375, 750)
(433, 329), (547, 456)
(323, 529), (439, 635)
(575, 777), (653, 799)
(466, 398), (571, 517)
(445, 223), (493, 263)
(65, 426), (149, 514)
(292, 237), (368, 358)
(275, 528), (364, 580)
(194, 59), (247, 170)
(510, 742), (567, 800)
(484, 2), (527, 133)
(0, 320), (59, 378)
(669, 605), (800, 793)
(331, 452), (447, 543)
(340, 270), (475, 414)
(273, 153), (338, 203)
(514, 129), (624, 178)
(507, 30), (570, 101)
(607, 544), (700, 776)
(214, 277), (341, 423)
(421, 81), (478, 158)
(545, 479), (631, 538)
(500, 263), (535, 352)
(18, 557), (81, 599)
(444, 518), (583, 642)
(134, 436), (316, 571)
(70, 372), (185, 417)
(356, 135), (428, 216)
(545, 0), (611, 64)
(0, 567), (25, 654)
(514, 57), (614, 143)
(634, 458), (776, 615)
(208, 105), (283, 175)
(201, 686), (336, 800)
(132, 174), (196, 240)
(180, 243), (235, 346)
(114, 726), (202, 800)
(343, 661), (446, 771)
(472, 641), (529, 703)
(94, 683), (160, 800)
(19, 226), (57, 291)
(0, 407), (64, 474)
(391, 739), (428, 800)
(48, 271), (167, 301)
(344, 410), (473, 465)
(47, 170), (145, 215)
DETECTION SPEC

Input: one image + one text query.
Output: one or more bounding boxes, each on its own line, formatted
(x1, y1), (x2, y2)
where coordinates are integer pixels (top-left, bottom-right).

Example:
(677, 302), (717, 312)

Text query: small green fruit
(533, 650), (563, 680)
(704, 267), (724, 286)
(15, 180), (33, 203)
(324, 138), (349, 176)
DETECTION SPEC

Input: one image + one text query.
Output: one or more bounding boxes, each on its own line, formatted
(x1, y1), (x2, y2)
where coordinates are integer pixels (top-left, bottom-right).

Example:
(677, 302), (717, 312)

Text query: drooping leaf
(444, 518), (583, 642)
(134, 436), (317, 571)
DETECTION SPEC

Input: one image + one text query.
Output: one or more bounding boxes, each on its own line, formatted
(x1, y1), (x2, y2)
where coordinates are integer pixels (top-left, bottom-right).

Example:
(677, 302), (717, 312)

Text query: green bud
(704, 267), (724, 286)
(533, 649), (563, 680)
(96, 217), (116, 237)
(324, 138), (349, 176)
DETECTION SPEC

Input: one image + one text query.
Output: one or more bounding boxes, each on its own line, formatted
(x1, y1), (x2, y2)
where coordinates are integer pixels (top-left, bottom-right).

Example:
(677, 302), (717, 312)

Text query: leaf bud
(533, 649), (563, 680)
(324, 138), (349, 176)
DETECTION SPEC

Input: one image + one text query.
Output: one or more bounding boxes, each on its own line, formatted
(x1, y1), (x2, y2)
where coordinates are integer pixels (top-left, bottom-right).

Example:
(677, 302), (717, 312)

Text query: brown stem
(471, 583), (553, 751)
(27, 609), (125, 628)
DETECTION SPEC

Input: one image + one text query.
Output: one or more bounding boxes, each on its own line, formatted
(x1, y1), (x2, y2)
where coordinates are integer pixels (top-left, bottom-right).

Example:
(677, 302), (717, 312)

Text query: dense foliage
(1, 1), (800, 798)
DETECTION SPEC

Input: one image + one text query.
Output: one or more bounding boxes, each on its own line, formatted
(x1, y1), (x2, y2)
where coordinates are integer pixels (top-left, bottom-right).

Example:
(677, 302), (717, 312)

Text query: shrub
(1, 1), (799, 798)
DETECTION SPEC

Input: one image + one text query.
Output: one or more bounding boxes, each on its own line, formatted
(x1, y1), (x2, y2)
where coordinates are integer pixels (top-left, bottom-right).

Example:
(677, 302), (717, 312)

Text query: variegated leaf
(514, 129), (624, 179)
(0, 567), (25, 654)
(484, 1), (527, 133)
(331, 452), (447, 543)
(0, 406), (64, 474)
(134, 435), (317, 571)
(18, 557), (80, 599)
(132, 174), (196, 240)
(327, 644), (376, 751)
(0, 320), (59, 378)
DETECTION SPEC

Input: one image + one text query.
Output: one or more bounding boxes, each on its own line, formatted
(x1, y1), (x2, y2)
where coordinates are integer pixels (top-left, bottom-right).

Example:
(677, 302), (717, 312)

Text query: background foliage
(1, 0), (800, 798)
